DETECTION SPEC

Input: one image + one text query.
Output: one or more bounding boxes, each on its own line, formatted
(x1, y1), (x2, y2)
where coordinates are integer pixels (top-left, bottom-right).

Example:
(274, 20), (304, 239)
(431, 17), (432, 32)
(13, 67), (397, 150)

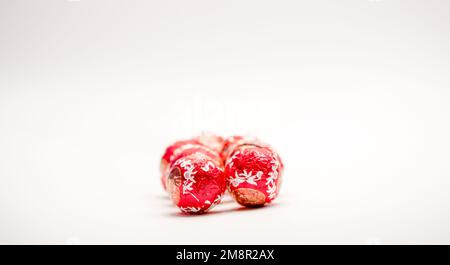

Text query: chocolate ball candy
(225, 144), (283, 207)
(160, 139), (200, 190)
(167, 151), (226, 214)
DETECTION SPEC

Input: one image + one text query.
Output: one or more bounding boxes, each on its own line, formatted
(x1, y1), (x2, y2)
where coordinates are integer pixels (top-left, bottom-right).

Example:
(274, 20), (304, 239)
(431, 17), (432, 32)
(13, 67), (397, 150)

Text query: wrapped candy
(160, 134), (283, 214)
(223, 137), (283, 207)
(160, 135), (224, 191)
(167, 151), (226, 214)
(160, 139), (200, 190)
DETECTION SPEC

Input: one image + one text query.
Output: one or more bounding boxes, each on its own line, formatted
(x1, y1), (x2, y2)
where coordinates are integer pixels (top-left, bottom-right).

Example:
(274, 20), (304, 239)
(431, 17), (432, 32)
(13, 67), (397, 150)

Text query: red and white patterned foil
(160, 139), (200, 191)
(160, 134), (283, 213)
(223, 137), (283, 207)
(167, 151), (226, 214)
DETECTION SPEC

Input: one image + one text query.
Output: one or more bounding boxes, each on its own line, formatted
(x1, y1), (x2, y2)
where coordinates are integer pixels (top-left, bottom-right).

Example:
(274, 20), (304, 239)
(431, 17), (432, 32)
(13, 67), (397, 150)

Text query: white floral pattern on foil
(226, 151), (240, 169)
(266, 156), (280, 199)
(180, 206), (202, 213)
(230, 170), (263, 187)
(201, 161), (215, 172)
(206, 193), (223, 210)
(178, 159), (199, 202)
(180, 194), (223, 213)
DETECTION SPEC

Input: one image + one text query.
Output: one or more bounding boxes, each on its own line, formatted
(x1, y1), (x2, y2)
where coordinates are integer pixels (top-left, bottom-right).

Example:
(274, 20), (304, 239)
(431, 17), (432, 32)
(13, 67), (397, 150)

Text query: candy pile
(160, 134), (284, 214)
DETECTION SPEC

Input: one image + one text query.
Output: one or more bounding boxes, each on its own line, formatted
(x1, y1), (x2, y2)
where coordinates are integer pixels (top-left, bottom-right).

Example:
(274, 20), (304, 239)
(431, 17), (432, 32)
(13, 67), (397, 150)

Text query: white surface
(1, 0), (450, 244)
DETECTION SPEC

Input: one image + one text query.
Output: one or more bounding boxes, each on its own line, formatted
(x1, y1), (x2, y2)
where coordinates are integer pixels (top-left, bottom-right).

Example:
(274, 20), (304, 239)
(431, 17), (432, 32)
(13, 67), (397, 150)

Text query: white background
(1, 0), (450, 244)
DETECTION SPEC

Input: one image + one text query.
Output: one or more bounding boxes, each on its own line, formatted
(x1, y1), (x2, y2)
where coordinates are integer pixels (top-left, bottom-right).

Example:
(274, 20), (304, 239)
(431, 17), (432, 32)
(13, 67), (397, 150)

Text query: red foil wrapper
(223, 138), (283, 207)
(160, 135), (224, 191)
(167, 151), (226, 214)
(160, 139), (200, 190)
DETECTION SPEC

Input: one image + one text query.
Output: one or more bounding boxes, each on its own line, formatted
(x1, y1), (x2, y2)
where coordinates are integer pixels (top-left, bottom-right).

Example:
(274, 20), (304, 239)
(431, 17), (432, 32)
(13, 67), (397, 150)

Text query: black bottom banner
(0, 245), (446, 264)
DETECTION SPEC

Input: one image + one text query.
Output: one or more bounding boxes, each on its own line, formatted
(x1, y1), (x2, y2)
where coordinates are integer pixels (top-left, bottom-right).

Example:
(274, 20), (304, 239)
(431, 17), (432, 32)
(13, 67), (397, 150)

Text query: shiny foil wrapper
(160, 134), (283, 214)
(160, 139), (200, 190)
(167, 151), (226, 214)
(223, 138), (283, 207)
